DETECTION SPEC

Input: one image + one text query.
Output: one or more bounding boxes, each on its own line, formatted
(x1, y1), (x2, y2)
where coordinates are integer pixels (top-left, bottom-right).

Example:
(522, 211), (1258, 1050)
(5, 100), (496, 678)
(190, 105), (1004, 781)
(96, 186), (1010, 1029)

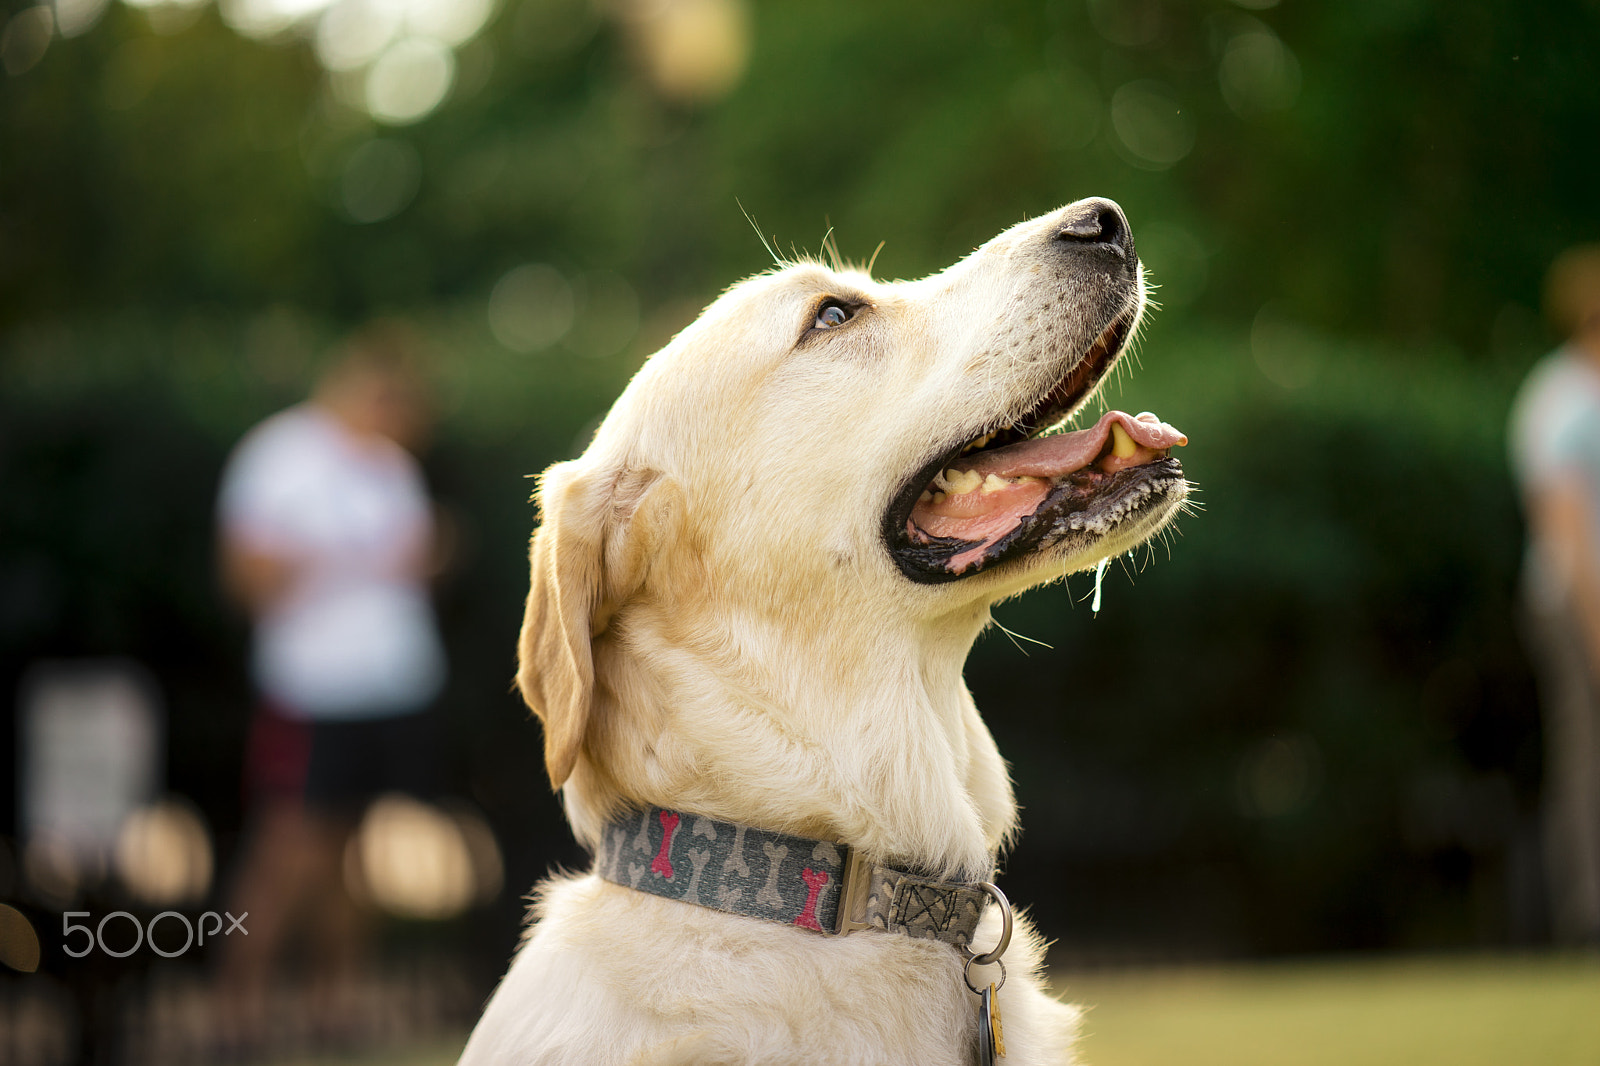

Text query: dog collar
(593, 806), (998, 950)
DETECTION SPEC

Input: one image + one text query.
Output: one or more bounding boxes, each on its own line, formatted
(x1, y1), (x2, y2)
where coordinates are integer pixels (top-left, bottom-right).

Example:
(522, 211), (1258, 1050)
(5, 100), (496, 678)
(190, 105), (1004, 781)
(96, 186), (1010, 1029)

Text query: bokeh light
(122, 0), (208, 35)
(218, 0), (324, 39)
(488, 263), (576, 353)
(1, 7), (55, 75)
(215, 0), (497, 124)
(364, 34), (454, 124)
(348, 794), (503, 920)
(625, 0), (749, 104)
(339, 136), (422, 222)
(1235, 735), (1324, 819)
(399, 0), (493, 47)
(1110, 80), (1195, 170)
(313, 0), (400, 70)
(52, 0), (109, 36)
(0, 904), (42, 974)
(114, 798), (213, 906)
(1218, 19), (1301, 116)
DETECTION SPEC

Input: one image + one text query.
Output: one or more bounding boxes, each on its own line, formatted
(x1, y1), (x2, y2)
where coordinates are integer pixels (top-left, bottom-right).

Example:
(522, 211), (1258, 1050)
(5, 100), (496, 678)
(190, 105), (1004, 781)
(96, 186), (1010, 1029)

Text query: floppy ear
(516, 461), (681, 789)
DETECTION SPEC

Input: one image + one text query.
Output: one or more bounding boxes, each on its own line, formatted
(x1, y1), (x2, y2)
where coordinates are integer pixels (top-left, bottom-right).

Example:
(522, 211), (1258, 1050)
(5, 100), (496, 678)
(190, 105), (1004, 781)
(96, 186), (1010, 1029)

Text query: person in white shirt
(1509, 244), (1600, 945)
(215, 322), (447, 1045)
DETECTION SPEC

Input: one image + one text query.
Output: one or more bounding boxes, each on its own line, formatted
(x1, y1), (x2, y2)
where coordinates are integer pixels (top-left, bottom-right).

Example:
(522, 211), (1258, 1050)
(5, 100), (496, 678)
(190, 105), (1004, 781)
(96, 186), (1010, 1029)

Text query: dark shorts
(244, 701), (439, 817)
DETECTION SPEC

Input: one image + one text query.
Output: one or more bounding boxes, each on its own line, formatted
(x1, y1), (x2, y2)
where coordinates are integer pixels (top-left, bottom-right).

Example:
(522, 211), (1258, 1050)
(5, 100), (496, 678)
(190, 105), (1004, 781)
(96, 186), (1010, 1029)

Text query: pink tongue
(964, 410), (1187, 479)
(907, 410), (1187, 574)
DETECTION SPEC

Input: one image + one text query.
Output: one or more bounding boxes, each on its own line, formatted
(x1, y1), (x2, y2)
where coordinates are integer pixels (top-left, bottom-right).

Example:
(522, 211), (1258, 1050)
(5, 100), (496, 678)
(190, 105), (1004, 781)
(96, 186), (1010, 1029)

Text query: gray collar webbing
(593, 805), (994, 950)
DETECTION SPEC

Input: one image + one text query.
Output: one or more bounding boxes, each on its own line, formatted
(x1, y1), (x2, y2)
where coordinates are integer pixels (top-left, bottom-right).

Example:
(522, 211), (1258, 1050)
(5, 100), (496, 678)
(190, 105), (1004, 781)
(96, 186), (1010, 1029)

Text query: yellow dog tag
(989, 982), (1005, 1057)
(977, 982), (1006, 1062)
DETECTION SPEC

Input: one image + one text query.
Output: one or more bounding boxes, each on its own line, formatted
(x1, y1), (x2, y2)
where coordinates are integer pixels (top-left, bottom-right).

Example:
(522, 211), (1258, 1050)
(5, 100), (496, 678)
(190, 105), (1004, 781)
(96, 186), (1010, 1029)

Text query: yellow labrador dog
(459, 198), (1187, 1066)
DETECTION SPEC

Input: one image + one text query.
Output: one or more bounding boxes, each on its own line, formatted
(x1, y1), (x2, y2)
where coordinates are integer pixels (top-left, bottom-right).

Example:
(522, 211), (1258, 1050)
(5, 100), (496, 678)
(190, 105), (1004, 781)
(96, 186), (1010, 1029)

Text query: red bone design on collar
(651, 811), (681, 879)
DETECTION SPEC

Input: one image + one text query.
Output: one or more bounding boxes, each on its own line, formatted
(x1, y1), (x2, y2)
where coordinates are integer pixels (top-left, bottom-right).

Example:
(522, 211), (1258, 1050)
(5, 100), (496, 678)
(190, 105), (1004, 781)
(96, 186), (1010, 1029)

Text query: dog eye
(813, 301), (852, 329)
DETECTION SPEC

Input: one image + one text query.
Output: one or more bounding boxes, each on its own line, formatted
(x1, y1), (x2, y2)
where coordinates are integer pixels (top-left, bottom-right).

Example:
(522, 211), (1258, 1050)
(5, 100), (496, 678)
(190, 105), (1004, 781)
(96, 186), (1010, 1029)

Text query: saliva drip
(1091, 556), (1110, 616)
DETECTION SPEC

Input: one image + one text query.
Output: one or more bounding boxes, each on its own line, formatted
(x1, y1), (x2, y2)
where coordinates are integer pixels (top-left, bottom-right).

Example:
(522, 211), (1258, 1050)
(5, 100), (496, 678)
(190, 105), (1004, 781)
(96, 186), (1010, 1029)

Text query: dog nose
(1052, 199), (1135, 269)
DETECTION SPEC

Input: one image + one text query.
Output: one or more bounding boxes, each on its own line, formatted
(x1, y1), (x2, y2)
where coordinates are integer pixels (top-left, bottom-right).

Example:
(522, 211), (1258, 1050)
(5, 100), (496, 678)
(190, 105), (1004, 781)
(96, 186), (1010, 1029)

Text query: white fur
(459, 200), (1185, 1065)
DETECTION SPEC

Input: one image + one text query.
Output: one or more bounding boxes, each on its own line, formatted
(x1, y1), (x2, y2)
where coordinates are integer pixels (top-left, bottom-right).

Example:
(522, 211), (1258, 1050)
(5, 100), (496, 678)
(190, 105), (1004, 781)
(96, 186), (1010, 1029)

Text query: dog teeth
(945, 468), (983, 495)
(1110, 422), (1137, 459)
(961, 430), (998, 454)
(932, 491), (946, 504)
(918, 490), (933, 503)
(980, 474), (1007, 494)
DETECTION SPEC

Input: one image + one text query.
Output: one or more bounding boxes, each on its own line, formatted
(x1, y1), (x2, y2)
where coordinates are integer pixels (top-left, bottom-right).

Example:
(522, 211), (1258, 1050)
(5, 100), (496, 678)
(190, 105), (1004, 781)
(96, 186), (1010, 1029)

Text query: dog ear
(516, 461), (682, 789)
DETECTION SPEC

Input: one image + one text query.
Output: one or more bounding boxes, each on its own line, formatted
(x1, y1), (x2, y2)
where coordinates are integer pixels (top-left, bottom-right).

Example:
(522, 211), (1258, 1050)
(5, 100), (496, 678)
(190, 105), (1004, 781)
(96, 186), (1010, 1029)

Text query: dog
(458, 198), (1188, 1065)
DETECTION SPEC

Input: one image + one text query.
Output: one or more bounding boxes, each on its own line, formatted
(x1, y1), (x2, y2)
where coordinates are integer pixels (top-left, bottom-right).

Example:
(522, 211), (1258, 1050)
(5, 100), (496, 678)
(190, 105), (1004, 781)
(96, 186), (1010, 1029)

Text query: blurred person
(1509, 244), (1600, 946)
(214, 322), (448, 1047)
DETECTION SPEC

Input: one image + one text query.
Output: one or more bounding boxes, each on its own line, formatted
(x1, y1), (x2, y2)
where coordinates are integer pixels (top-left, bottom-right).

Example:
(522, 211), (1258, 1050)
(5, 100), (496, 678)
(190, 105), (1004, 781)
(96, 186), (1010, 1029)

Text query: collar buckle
(829, 845), (873, 936)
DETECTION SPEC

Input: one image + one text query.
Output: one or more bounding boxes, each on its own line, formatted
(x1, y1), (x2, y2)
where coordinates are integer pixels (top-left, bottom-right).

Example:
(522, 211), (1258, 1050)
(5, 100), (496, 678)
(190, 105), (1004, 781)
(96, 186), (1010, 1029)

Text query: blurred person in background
(215, 322), (448, 1047)
(1509, 245), (1600, 946)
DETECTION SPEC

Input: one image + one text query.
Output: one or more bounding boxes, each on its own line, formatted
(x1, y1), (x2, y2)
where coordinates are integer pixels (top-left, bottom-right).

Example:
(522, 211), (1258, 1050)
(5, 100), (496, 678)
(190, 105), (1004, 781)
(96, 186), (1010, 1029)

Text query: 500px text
(62, 910), (248, 958)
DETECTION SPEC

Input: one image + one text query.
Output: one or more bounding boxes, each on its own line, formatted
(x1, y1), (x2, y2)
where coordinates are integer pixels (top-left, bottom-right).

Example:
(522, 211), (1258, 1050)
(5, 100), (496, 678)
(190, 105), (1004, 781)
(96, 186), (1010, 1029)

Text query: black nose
(1053, 199), (1135, 269)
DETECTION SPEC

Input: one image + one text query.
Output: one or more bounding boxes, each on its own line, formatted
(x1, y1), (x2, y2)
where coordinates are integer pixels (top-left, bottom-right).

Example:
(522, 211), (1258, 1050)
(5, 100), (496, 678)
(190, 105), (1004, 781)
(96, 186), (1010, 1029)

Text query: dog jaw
(877, 202), (1189, 594)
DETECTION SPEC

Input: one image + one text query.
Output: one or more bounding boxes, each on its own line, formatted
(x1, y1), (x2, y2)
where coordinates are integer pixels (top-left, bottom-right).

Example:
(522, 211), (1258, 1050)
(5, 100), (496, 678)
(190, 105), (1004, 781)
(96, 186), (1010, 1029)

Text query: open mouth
(884, 313), (1188, 583)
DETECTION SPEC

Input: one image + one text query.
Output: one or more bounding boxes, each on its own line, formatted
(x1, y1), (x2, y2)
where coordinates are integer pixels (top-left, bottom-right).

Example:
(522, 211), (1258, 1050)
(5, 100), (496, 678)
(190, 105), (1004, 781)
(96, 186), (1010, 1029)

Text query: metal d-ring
(963, 955), (1007, 995)
(969, 881), (1012, 966)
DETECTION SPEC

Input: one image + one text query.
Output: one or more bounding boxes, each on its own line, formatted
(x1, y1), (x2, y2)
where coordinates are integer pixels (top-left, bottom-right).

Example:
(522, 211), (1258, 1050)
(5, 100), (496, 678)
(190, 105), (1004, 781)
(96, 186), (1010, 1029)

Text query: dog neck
(560, 595), (1014, 882)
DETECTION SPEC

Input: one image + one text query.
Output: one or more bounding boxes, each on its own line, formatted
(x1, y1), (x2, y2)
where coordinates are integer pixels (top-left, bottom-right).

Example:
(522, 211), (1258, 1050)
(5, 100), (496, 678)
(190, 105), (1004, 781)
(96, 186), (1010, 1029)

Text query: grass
(1055, 954), (1600, 1066)
(257, 955), (1600, 1066)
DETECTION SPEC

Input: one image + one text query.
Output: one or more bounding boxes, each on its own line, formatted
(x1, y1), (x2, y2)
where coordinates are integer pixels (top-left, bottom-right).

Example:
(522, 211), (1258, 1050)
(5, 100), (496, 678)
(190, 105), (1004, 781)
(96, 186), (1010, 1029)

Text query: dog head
(519, 198), (1188, 789)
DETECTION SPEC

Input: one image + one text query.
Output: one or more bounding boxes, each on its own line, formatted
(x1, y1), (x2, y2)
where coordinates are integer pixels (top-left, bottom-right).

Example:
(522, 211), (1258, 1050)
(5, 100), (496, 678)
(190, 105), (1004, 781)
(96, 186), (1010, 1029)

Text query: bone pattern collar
(594, 806), (993, 950)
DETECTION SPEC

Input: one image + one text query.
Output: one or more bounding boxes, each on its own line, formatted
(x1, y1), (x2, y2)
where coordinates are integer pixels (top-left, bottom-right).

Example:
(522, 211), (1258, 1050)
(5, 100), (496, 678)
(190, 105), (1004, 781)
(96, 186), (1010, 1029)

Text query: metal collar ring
(968, 881), (1012, 966)
(963, 956), (1007, 995)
